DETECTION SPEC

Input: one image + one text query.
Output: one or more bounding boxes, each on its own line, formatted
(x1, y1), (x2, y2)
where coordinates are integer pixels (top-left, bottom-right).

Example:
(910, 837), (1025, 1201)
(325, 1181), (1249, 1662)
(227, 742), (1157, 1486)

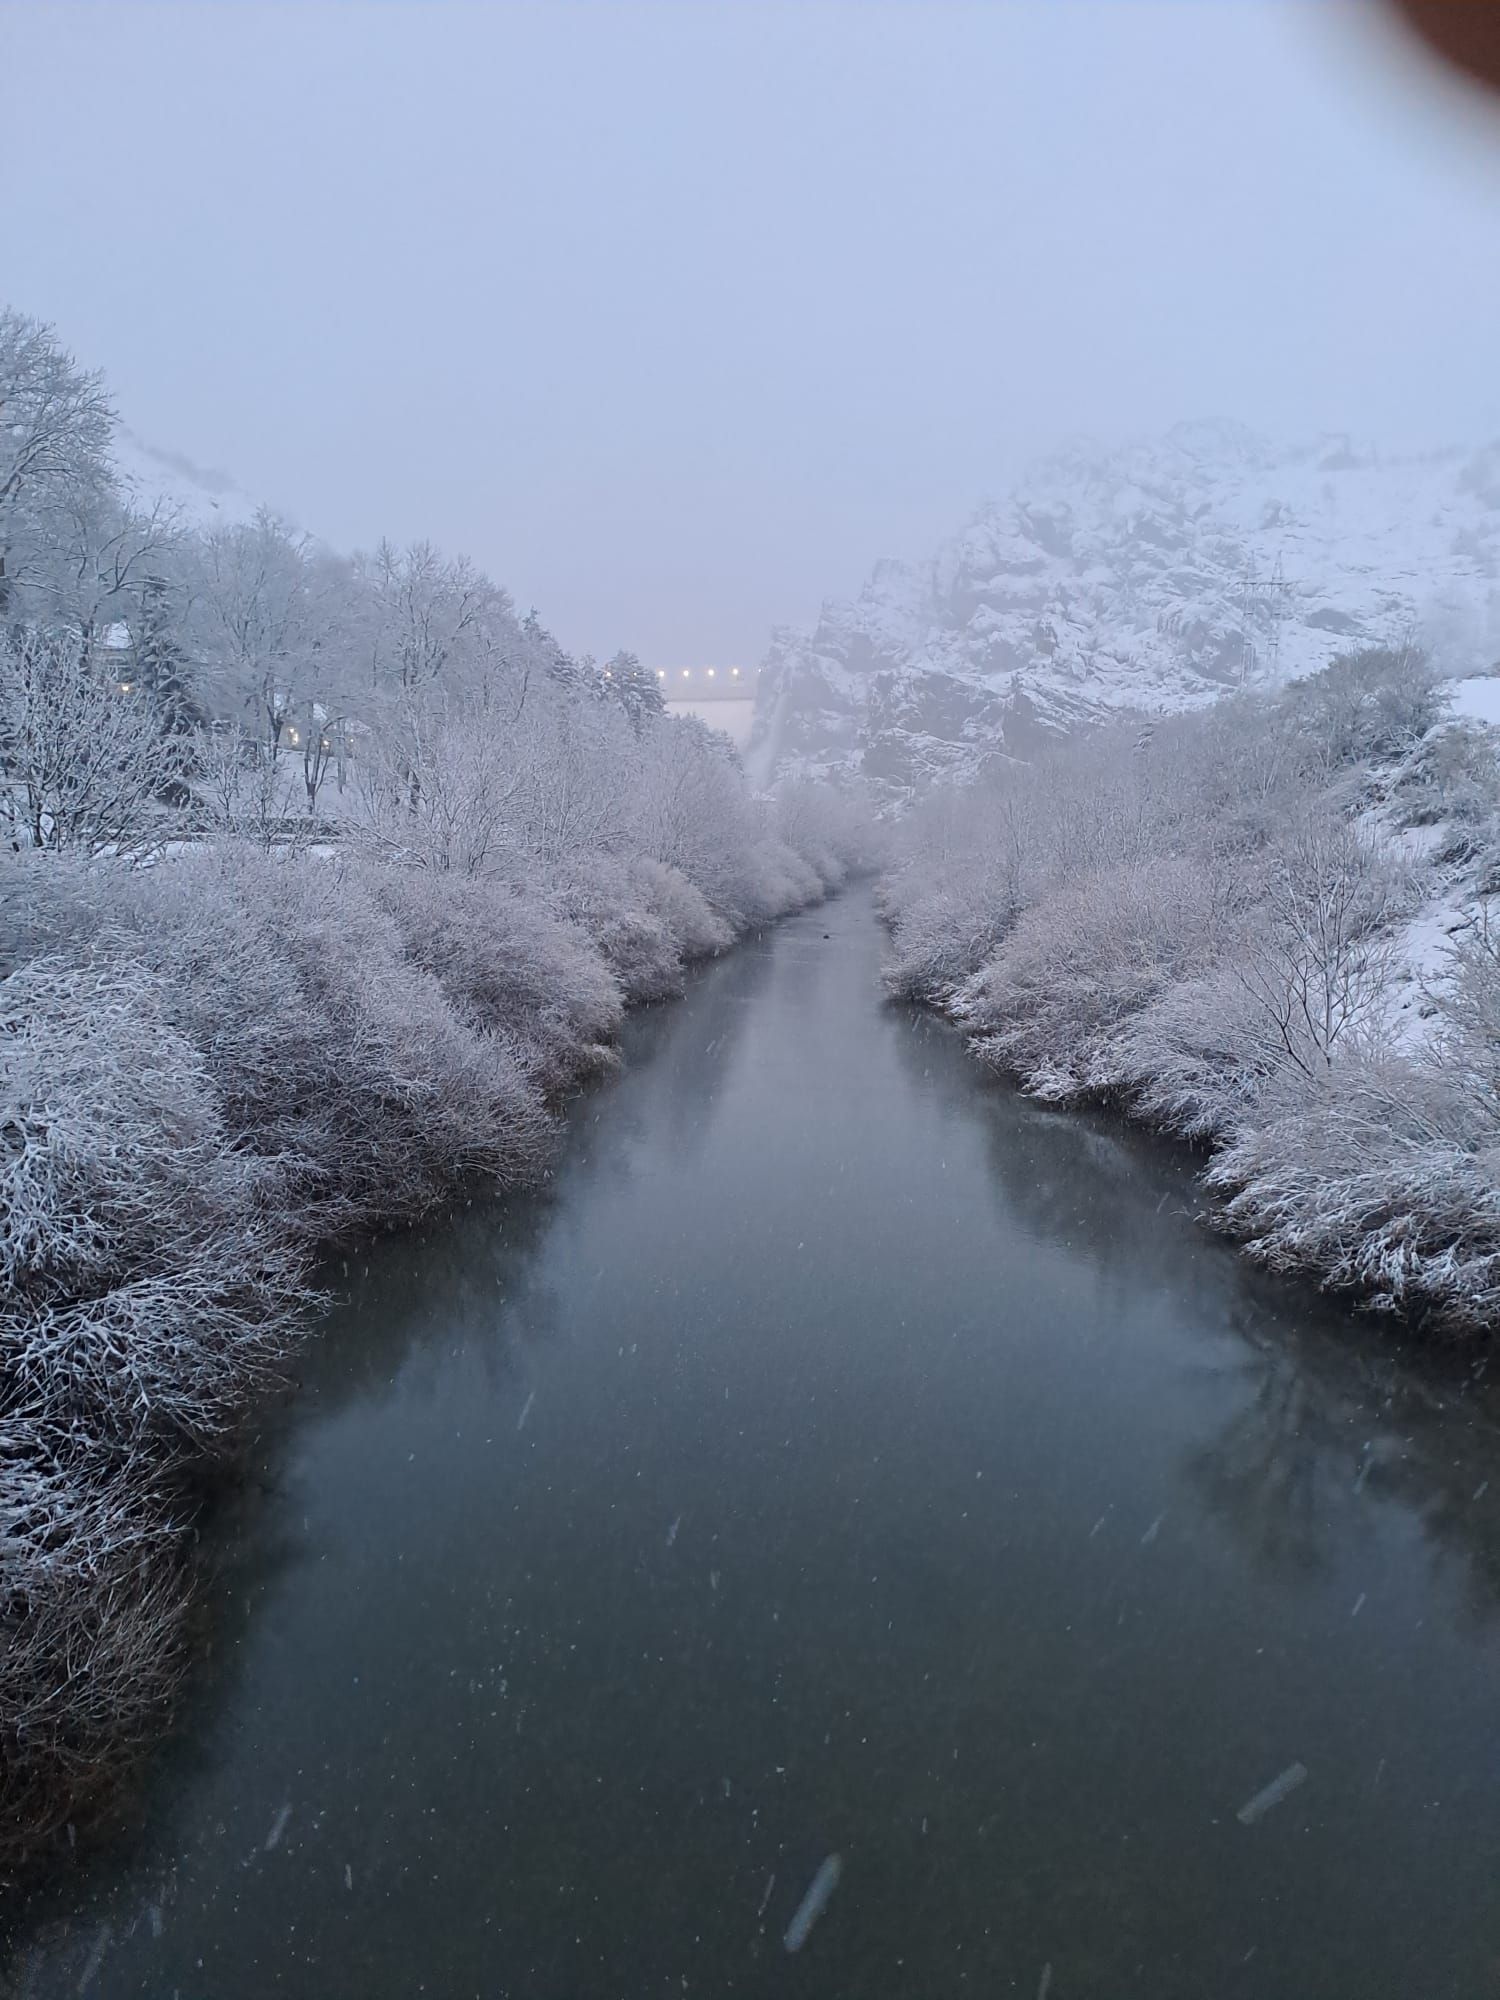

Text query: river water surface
(10, 888), (1500, 1998)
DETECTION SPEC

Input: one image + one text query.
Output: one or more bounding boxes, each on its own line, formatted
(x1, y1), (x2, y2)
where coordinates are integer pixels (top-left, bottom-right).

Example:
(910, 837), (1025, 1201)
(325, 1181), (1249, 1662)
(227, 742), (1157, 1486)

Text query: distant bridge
(654, 665), (758, 703)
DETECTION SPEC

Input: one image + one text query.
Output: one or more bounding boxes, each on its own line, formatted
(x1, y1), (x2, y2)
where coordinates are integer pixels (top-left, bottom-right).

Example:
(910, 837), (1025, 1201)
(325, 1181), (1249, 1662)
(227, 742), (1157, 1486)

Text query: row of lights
(654, 666), (745, 681)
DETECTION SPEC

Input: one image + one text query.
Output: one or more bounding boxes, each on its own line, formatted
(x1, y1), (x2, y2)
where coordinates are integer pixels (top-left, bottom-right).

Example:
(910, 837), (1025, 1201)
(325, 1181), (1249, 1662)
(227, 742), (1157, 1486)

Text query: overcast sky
(6, 1), (1500, 666)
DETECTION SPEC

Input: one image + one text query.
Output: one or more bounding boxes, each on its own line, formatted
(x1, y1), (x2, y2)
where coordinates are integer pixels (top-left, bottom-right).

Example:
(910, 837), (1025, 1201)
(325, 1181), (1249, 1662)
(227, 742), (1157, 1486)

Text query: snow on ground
(1450, 675), (1500, 728)
(1385, 893), (1471, 1051)
(1387, 820), (1449, 864)
(1373, 693), (1500, 1050)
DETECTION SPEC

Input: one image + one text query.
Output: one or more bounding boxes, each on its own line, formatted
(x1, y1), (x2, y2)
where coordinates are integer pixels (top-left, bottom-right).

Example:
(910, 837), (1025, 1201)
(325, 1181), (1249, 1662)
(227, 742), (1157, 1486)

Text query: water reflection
(1192, 1303), (1500, 1623)
(1185, 1330), (1367, 1580)
(886, 1006), (1210, 1285)
(893, 998), (1500, 1631)
(2, 935), (777, 1991)
(612, 921), (779, 1168)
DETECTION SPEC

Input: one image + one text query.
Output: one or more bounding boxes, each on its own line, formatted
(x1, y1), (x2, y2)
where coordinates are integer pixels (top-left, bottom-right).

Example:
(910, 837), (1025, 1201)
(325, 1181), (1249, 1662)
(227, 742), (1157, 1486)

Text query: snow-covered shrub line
(0, 306), (880, 1861)
(882, 648), (1500, 1335)
(0, 810), (865, 1860)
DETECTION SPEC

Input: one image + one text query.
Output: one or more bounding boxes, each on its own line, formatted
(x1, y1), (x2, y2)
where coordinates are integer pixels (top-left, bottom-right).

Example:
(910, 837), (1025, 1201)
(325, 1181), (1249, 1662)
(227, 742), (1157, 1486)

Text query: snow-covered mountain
(753, 422), (1500, 791)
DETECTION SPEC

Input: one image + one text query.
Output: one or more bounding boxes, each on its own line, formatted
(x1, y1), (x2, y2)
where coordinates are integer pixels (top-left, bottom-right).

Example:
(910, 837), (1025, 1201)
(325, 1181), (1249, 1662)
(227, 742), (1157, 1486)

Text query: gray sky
(6, 0), (1500, 666)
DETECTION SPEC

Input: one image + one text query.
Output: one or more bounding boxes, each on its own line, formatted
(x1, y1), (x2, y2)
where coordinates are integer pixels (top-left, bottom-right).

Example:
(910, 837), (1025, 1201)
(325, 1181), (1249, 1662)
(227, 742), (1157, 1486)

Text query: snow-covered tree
(0, 627), (185, 853)
(192, 723), (288, 848)
(0, 295), (874, 1867)
(604, 649), (665, 733)
(1237, 817), (1404, 1084)
(359, 539), (513, 698)
(185, 510), (323, 748)
(0, 309), (115, 623)
(128, 572), (202, 734)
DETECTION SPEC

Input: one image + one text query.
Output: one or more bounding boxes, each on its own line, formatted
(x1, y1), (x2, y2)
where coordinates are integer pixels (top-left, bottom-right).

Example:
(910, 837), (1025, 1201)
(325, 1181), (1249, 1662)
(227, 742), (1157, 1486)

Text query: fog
(19, 6), (1500, 1980)
(6, 1), (1500, 664)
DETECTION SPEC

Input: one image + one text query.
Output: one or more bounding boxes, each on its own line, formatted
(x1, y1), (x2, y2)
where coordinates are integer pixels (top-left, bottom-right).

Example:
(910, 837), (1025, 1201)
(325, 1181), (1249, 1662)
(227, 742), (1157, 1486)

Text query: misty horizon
(8, 1), (1500, 668)
(15, 4), (1500, 1984)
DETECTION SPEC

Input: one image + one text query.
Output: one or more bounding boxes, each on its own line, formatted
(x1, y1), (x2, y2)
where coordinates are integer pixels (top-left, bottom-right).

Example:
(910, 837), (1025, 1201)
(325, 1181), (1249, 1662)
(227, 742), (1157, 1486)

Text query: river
(8, 887), (1500, 1997)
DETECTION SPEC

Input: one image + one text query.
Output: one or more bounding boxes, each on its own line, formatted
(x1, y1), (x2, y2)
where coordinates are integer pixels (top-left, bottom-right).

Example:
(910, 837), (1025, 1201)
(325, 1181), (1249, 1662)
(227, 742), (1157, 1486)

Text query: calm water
(10, 888), (1500, 1998)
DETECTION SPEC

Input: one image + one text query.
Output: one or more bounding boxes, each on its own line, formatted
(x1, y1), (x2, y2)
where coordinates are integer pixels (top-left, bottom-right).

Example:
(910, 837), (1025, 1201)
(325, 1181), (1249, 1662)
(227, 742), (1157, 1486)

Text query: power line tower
(1265, 551), (1289, 681)
(1236, 557), (1259, 688)
(1236, 549), (1293, 688)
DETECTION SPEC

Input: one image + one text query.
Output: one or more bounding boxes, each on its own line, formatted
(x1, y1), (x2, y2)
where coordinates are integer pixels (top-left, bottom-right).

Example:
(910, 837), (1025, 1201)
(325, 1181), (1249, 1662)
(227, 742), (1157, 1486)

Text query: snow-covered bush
(626, 856), (735, 962)
(1283, 645), (1448, 771)
(1395, 723), (1494, 826)
(1206, 1048), (1500, 1331)
(0, 629), (187, 855)
(260, 885), (552, 1226)
(1113, 964), (1280, 1140)
(881, 798), (1032, 1001)
(1433, 904), (1500, 1105)
(192, 724), (291, 848)
(881, 644), (1500, 1332)
(0, 956), (302, 1446)
(965, 856), (1241, 1100)
(1231, 815), (1410, 1085)
(772, 779), (881, 891)
(544, 851), (688, 1004)
(144, 850), (555, 1231)
(365, 863), (625, 1088)
(718, 837), (824, 928)
(2, 849), (559, 1240)
(0, 846), (103, 973)
(1, 1425), (187, 1858)
(882, 874), (1016, 1001)
(881, 773), (1046, 988)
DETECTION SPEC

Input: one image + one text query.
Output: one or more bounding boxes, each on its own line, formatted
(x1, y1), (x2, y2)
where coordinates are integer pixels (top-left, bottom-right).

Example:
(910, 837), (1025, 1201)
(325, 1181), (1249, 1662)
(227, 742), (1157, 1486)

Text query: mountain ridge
(753, 424), (1500, 791)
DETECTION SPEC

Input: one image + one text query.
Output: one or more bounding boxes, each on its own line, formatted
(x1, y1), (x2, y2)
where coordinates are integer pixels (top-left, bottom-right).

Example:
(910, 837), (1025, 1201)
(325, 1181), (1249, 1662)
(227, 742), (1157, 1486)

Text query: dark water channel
(10, 887), (1500, 1998)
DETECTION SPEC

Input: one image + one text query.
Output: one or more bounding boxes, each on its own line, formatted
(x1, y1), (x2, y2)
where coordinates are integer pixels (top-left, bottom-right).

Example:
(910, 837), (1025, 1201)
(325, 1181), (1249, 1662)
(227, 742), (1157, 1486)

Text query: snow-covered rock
(754, 422), (1500, 791)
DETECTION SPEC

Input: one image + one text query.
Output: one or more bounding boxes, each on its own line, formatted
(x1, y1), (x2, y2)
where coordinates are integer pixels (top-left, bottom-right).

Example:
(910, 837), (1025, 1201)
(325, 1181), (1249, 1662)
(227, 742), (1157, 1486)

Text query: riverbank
(878, 655), (1500, 1337)
(878, 876), (1500, 1337)
(0, 810), (868, 1872)
(10, 886), (1500, 2000)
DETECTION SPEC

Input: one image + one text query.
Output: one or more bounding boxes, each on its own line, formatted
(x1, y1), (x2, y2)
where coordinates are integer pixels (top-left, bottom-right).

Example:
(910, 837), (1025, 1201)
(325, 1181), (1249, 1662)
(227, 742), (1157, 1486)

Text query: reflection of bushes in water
(3, 1181), (571, 1961)
(0, 1431), (191, 1869)
(887, 1004), (1211, 1287)
(1185, 1326), (1371, 1579)
(609, 926), (783, 1169)
(1185, 1297), (1500, 1621)
(887, 1004), (1500, 1628)
(988, 1016), (1500, 1621)
(0, 891), (784, 1879)
(0, 866), (800, 1876)
(299, 1191), (565, 1411)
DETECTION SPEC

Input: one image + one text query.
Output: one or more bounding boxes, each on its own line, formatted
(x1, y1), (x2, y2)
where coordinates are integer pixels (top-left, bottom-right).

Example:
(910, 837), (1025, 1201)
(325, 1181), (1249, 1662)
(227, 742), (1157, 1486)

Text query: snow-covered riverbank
(1, 811), (872, 1869)
(880, 650), (1500, 1337)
